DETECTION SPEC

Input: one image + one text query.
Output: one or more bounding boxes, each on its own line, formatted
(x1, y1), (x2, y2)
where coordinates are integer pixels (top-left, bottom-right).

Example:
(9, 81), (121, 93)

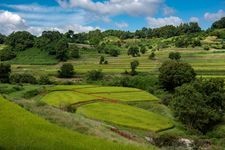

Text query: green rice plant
(0, 96), (154, 150)
(77, 102), (173, 132)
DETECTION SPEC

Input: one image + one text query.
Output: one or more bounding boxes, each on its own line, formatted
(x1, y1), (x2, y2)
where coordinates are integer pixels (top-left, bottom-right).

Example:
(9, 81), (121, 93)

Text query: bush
(38, 75), (51, 85)
(87, 70), (104, 81)
(0, 63), (11, 83)
(168, 52), (181, 61)
(159, 61), (196, 91)
(10, 73), (37, 84)
(109, 48), (120, 57)
(130, 60), (139, 75)
(0, 47), (16, 61)
(99, 56), (105, 64)
(204, 46), (210, 50)
(70, 44), (80, 58)
(58, 63), (74, 78)
(149, 52), (156, 60)
(23, 89), (41, 99)
(128, 46), (140, 57)
(140, 46), (147, 54)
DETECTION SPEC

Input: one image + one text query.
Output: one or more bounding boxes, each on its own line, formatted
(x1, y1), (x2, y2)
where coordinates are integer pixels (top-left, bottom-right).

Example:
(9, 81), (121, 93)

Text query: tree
(168, 52), (181, 61)
(6, 31), (34, 51)
(87, 70), (104, 81)
(171, 79), (225, 133)
(58, 63), (74, 78)
(0, 63), (11, 83)
(191, 39), (201, 47)
(140, 46), (147, 54)
(159, 61), (196, 91)
(130, 60), (139, 75)
(175, 38), (189, 48)
(69, 44), (80, 58)
(212, 17), (225, 29)
(109, 48), (120, 57)
(149, 52), (156, 60)
(55, 38), (69, 61)
(128, 46), (140, 57)
(0, 47), (16, 61)
(0, 34), (6, 44)
(99, 56), (105, 64)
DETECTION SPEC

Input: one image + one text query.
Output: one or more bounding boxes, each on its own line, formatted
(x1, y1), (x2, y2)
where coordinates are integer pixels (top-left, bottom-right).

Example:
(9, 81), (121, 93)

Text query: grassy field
(0, 96), (154, 150)
(41, 91), (98, 107)
(77, 102), (173, 132)
(9, 48), (58, 65)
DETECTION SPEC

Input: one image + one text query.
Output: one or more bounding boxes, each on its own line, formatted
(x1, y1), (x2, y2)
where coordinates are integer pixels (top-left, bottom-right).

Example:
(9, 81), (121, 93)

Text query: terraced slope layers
(41, 85), (173, 132)
(0, 96), (153, 150)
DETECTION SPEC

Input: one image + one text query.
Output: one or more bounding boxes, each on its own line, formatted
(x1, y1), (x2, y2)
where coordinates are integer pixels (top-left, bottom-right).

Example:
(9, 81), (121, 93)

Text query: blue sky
(0, 0), (224, 35)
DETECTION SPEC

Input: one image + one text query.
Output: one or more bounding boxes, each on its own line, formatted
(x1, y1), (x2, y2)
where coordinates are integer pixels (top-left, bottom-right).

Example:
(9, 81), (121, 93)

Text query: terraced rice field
(0, 96), (152, 150)
(77, 102), (173, 132)
(41, 91), (98, 107)
(92, 91), (158, 101)
(41, 85), (172, 132)
(11, 48), (225, 78)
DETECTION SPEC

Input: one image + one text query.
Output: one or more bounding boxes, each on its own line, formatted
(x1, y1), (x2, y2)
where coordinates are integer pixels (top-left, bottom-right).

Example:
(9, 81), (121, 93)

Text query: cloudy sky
(0, 0), (224, 35)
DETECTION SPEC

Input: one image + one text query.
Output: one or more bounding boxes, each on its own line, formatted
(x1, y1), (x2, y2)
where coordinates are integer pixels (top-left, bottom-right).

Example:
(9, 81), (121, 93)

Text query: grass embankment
(0, 96), (154, 150)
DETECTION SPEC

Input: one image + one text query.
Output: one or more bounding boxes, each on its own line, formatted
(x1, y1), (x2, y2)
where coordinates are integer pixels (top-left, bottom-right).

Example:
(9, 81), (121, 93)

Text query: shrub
(10, 73), (37, 84)
(130, 60), (139, 76)
(99, 56), (105, 64)
(87, 70), (104, 81)
(70, 44), (80, 58)
(159, 61), (196, 91)
(109, 48), (120, 57)
(140, 46), (147, 54)
(204, 46), (210, 50)
(58, 63), (74, 78)
(0, 63), (11, 83)
(23, 89), (41, 99)
(128, 46), (140, 57)
(38, 75), (51, 85)
(168, 52), (181, 61)
(0, 47), (16, 61)
(149, 52), (156, 60)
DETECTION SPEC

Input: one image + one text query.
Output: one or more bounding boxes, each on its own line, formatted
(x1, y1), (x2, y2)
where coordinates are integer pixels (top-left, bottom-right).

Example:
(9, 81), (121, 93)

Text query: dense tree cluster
(0, 63), (11, 83)
(0, 47), (16, 61)
(168, 52), (181, 61)
(171, 79), (225, 133)
(212, 17), (225, 29)
(6, 31), (34, 51)
(159, 61), (196, 91)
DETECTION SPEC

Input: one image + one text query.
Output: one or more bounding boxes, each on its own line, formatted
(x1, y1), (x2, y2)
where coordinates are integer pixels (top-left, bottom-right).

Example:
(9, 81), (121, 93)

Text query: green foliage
(149, 52), (156, 60)
(55, 38), (69, 61)
(171, 79), (225, 133)
(88, 29), (103, 45)
(0, 47), (16, 61)
(212, 17), (225, 29)
(10, 73), (37, 84)
(191, 39), (202, 47)
(58, 63), (74, 78)
(128, 46), (140, 57)
(0, 33), (6, 44)
(87, 70), (104, 81)
(0, 63), (11, 83)
(6, 31), (34, 51)
(99, 56), (105, 64)
(69, 44), (80, 58)
(38, 75), (51, 85)
(168, 52), (181, 61)
(23, 89), (41, 99)
(109, 48), (120, 57)
(140, 46), (147, 54)
(175, 37), (189, 48)
(130, 60), (139, 75)
(204, 46), (210, 50)
(159, 61), (196, 91)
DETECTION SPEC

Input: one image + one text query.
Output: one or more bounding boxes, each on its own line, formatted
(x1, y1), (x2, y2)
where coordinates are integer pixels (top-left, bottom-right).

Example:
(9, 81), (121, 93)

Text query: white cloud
(189, 17), (199, 23)
(115, 22), (129, 28)
(56, 0), (164, 16)
(147, 16), (183, 28)
(0, 10), (27, 35)
(204, 9), (225, 21)
(0, 10), (99, 35)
